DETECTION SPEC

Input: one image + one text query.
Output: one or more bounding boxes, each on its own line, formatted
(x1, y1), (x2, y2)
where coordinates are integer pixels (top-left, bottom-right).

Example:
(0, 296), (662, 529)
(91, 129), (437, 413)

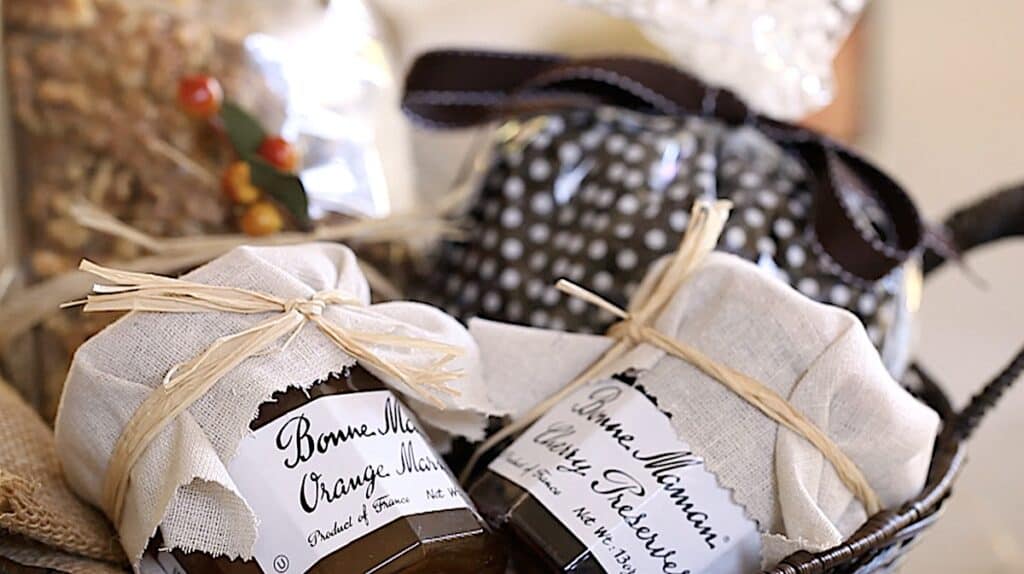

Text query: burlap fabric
(0, 378), (125, 572)
(471, 252), (940, 568)
(0, 537), (125, 574)
(54, 243), (504, 565)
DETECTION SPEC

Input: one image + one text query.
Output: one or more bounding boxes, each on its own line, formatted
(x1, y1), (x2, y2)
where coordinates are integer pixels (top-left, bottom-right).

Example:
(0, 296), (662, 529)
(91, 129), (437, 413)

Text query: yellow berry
(222, 161), (260, 204)
(240, 201), (284, 236)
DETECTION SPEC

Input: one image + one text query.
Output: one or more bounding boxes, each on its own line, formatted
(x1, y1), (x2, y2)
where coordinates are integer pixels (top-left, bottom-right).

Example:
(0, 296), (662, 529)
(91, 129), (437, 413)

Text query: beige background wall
(861, 2), (1024, 572)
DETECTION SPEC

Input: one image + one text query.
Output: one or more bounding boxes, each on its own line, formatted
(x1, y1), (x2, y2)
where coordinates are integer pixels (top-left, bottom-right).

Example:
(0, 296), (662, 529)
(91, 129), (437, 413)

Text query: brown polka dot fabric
(411, 107), (913, 371)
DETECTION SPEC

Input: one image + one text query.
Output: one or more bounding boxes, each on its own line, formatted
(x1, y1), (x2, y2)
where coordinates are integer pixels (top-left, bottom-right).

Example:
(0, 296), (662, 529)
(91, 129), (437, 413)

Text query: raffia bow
(65, 261), (464, 527)
(462, 199), (882, 515)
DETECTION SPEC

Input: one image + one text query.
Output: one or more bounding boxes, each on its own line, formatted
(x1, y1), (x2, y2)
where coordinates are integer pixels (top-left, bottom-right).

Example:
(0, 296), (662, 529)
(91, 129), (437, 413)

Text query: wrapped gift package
(54, 243), (507, 572)
(467, 202), (939, 572)
(401, 50), (924, 377)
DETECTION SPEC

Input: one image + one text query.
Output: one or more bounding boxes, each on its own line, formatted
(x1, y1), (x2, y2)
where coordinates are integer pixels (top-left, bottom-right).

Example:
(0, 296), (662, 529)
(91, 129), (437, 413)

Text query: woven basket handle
(769, 183), (1024, 573)
(923, 182), (1024, 440)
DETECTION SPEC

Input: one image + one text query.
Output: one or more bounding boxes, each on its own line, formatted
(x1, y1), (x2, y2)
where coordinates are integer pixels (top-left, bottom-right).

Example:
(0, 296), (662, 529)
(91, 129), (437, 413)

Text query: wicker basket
(400, 50), (1024, 573)
(769, 183), (1024, 574)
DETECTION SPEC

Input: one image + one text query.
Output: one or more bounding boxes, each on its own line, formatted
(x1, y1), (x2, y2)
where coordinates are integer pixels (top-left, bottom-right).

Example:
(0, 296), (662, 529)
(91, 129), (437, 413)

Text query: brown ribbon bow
(402, 49), (922, 282)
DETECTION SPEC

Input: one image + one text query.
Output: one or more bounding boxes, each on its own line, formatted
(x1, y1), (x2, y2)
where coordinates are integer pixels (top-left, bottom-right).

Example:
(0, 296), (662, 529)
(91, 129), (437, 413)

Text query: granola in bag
(1, 0), (410, 418)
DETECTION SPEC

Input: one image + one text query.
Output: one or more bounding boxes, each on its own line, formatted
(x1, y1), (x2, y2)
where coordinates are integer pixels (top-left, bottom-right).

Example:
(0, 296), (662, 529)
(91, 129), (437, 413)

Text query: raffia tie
(64, 261), (465, 527)
(462, 199), (881, 515)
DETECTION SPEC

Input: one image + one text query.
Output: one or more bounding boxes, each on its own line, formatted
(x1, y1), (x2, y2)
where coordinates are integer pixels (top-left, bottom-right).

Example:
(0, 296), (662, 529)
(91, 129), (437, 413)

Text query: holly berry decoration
(239, 201), (285, 236)
(221, 161), (260, 204)
(257, 136), (299, 172)
(177, 74), (223, 119)
(221, 159), (288, 236)
(177, 73), (311, 232)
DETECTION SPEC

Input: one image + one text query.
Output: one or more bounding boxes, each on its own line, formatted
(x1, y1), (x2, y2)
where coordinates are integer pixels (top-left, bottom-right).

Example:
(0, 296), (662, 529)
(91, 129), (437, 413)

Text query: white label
(229, 391), (469, 574)
(489, 378), (762, 574)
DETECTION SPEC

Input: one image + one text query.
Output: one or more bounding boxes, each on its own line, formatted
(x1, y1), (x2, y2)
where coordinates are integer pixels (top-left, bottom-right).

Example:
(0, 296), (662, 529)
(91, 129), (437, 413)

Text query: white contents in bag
(229, 390), (470, 573)
(489, 377), (762, 574)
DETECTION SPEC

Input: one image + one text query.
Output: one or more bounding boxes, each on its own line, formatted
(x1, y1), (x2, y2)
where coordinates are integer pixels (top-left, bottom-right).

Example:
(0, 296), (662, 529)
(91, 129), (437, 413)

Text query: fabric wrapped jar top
(410, 106), (917, 374)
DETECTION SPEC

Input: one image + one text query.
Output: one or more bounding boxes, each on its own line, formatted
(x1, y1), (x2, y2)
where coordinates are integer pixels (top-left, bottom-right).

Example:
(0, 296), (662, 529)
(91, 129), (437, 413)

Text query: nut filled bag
(2, 0), (415, 421)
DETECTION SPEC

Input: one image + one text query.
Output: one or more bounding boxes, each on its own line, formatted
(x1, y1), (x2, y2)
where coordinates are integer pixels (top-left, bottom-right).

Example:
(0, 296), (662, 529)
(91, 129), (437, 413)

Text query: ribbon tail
(311, 316), (457, 408)
(631, 199), (731, 322)
(348, 331), (465, 356)
(79, 260), (185, 288)
(74, 262), (288, 315)
(71, 202), (167, 254)
(459, 336), (632, 484)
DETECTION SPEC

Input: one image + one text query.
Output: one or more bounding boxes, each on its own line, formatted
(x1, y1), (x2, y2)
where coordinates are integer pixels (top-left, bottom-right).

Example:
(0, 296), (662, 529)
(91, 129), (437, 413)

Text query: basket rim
(767, 367), (965, 573)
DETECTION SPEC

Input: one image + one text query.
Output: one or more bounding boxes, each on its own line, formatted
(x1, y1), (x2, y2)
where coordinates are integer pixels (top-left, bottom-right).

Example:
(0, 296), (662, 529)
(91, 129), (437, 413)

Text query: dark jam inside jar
(159, 366), (506, 574)
(467, 374), (762, 574)
(471, 471), (604, 573)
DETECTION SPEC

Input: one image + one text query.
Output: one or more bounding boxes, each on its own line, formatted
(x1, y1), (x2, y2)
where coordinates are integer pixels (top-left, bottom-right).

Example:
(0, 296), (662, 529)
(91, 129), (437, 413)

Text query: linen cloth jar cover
(469, 247), (939, 570)
(401, 50), (923, 377)
(53, 243), (506, 567)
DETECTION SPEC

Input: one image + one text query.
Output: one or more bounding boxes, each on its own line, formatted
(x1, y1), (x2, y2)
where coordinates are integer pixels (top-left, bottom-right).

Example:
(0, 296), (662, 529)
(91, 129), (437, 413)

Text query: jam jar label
(489, 378), (762, 574)
(229, 390), (470, 574)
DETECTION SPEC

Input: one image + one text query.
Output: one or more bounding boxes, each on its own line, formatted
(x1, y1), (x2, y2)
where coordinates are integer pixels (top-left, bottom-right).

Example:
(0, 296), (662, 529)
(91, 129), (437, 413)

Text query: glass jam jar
(156, 366), (506, 574)
(469, 374), (760, 574)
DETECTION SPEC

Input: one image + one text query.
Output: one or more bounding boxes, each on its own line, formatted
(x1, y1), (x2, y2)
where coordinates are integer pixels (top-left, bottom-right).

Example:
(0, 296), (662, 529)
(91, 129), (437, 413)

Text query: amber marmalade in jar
(161, 366), (506, 574)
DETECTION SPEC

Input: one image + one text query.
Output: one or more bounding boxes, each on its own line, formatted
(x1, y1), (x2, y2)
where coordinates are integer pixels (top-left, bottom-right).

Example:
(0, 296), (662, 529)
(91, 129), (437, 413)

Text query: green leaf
(249, 158), (311, 229)
(220, 99), (312, 227)
(220, 101), (266, 157)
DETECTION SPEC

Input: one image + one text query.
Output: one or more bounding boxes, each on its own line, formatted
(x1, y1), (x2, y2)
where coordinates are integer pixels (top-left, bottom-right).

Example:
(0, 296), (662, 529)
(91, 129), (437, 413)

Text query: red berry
(240, 201), (284, 236)
(257, 136), (299, 172)
(178, 74), (223, 119)
(221, 161), (260, 204)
